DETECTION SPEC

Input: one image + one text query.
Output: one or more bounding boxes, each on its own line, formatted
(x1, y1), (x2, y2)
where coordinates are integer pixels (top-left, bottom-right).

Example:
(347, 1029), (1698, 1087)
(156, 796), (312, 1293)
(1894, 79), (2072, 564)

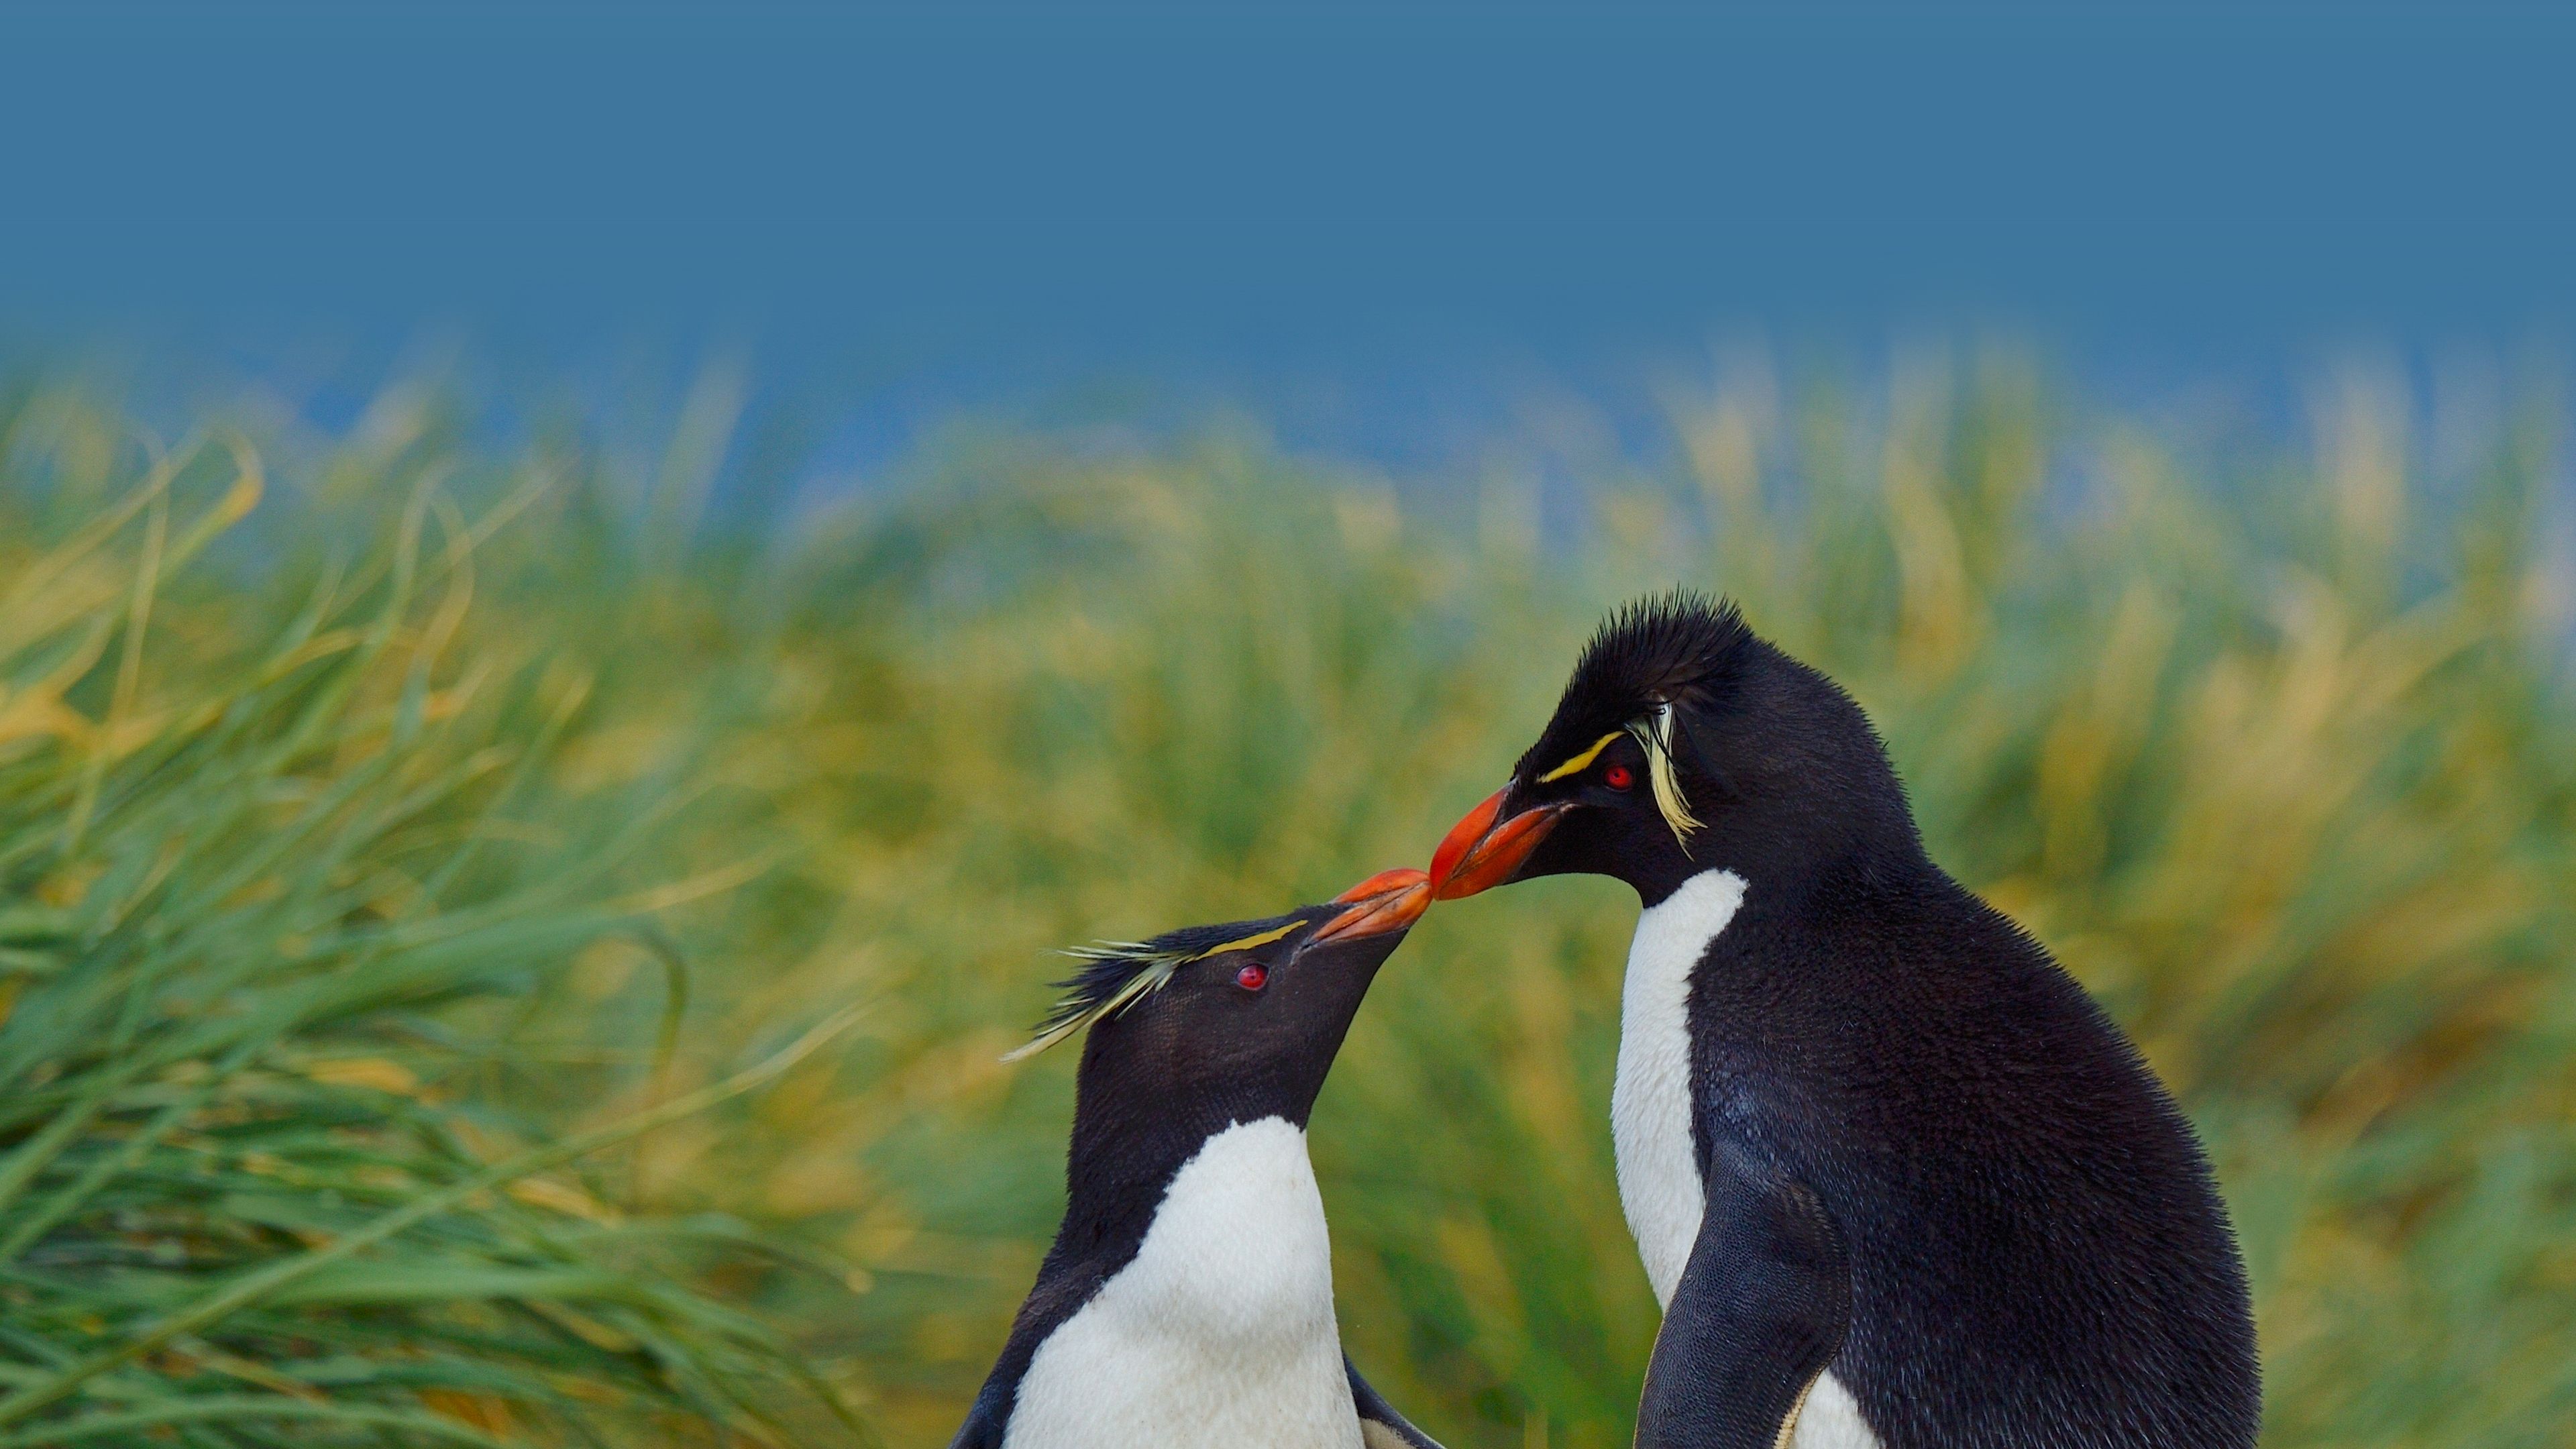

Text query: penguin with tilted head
(1427, 594), (2259, 1449)
(954, 868), (1445, 1449)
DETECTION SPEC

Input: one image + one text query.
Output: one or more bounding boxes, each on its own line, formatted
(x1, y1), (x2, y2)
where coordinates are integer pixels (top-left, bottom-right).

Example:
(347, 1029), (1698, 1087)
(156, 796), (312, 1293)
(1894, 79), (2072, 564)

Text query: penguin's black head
(1428, 591), (1921, 906)
(1012, 868), (1432, 1133)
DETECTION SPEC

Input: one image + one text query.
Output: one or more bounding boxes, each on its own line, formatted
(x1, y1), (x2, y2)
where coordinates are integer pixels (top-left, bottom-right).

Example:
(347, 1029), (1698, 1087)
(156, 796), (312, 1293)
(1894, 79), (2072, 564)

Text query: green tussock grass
(3, 348), (2572, 1448)
(0, 420), (865, 1446)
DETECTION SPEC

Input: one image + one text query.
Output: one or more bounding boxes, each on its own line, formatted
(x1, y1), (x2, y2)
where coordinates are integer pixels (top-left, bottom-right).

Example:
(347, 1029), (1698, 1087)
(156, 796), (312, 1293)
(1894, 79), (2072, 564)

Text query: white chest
(1612, 868), (1744, 1307)
(1003, 1117), (1361, 1449)
(1610, 870), (1878, 1449)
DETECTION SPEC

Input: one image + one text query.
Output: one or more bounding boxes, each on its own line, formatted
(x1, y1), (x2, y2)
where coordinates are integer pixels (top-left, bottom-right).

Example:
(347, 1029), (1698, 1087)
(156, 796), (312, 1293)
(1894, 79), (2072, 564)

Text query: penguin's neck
(1057, 1120), (1208, 1266)
(1054, 1110), (1338, 1322)
(1611, 866), (1747, 1307)
(1010, 1117), (1358, 1449)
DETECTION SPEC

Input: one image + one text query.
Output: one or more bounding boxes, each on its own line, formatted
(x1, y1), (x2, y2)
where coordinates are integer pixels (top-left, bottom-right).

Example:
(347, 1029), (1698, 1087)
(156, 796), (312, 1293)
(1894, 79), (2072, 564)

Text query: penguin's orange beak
(1428, 789), (1571, 900)
(1307, 867), (1434, 945)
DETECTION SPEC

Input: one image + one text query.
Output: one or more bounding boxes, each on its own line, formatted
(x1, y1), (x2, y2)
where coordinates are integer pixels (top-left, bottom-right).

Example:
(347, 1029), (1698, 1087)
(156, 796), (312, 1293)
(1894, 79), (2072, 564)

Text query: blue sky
(5, 1), (2573, 470)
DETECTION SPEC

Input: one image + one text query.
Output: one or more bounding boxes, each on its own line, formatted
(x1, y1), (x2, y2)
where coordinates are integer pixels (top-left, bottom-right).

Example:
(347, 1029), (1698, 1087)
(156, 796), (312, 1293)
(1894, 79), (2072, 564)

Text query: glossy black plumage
(1637, 1138), (1851, 1449)
(1347, 1357), (1445, 1449)
(1481, 592), (2260, 1448)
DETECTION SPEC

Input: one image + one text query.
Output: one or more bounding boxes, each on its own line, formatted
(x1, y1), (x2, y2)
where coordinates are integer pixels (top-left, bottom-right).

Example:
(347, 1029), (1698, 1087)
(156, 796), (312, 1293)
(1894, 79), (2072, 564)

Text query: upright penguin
(1427, 594), (2259, 1449)
(953, 867), (1444, 1449)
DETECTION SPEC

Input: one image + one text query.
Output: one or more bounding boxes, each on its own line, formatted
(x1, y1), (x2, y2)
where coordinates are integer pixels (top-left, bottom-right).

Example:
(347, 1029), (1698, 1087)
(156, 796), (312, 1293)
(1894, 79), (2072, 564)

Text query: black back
(1689, 854), (2257, 1447)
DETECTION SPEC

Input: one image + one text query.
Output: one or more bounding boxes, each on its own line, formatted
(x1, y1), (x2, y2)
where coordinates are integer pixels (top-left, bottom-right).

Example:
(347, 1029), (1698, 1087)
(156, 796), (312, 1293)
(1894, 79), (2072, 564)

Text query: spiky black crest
(1518, 590), (1752, 782)
(1004, 910), (1308, 1061)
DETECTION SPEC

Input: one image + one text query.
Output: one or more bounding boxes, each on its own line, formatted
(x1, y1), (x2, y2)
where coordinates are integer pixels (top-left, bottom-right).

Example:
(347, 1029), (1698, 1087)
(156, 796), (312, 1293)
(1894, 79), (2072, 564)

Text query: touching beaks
(1428, 788), (1570, 900)
(1307, 867), (1434, 945)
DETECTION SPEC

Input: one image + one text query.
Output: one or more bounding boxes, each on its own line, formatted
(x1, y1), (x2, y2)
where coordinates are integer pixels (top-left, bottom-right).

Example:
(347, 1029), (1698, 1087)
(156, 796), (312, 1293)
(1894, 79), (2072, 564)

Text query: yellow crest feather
(1626, 702), (1703, 851)
(1537, 731), (1623, 784)
(1189, 920), (1301, 959)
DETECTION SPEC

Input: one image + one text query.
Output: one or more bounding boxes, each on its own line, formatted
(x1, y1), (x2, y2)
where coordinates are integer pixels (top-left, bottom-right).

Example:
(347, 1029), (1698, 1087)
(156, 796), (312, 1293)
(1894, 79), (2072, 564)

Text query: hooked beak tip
(1428, 789), (1566, 900)
(1427, 789), (1504, 890)
(1309, 867), (1432, 945)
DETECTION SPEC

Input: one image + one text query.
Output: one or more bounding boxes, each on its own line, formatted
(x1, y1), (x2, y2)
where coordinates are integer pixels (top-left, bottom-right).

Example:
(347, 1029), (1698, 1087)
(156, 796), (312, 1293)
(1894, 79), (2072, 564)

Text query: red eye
(1235, 963), (1268, 991)
(1603, 764), (1635, 790)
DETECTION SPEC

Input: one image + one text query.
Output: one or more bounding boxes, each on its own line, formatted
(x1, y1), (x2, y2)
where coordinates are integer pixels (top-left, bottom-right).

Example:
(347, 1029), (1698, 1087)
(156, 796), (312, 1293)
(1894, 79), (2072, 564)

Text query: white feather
(1003, 1118), (1362, 1449)
(1613, 868), (1742, 1306)
(1614, 869), (1880, 1449)
(1788, 1371), (1876, 1448)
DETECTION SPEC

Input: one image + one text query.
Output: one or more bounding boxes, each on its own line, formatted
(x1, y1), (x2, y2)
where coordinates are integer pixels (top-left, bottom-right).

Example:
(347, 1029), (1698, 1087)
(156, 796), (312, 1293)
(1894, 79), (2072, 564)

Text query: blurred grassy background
(2, 347), (2571, 1448)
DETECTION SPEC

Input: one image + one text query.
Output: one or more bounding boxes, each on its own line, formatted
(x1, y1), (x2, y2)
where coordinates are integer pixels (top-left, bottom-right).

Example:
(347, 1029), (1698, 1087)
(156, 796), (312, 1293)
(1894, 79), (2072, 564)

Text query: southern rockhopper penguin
(1428, 594), (2259, 1449)
(953, 867), (1446, 1449)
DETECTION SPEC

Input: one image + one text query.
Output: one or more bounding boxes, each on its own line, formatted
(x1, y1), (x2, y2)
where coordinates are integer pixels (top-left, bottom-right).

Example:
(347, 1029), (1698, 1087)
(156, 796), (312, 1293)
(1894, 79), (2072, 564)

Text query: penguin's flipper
(1346, 1355), (1446, 1449)
(947, 1381), (1010, 1449)
(1635, 1142), (1852, 1449)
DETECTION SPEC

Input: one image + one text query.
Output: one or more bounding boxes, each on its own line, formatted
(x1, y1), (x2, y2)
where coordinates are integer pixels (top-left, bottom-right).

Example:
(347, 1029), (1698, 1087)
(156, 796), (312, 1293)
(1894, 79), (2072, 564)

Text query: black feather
(1518, 590), (1752, 781)
(1010, 911), (1305, 1058)
(1571, 589), (1752, 710)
